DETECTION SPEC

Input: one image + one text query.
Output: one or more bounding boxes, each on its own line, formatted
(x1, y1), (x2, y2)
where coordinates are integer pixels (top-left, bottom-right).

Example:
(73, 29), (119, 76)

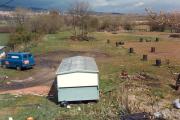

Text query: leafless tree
(68, 1), (92, 39)
(145, 8), (180, 32)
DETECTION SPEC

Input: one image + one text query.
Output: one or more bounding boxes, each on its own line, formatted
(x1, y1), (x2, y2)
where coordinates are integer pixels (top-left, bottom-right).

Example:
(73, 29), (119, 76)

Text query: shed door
(58, 86), (99, 102)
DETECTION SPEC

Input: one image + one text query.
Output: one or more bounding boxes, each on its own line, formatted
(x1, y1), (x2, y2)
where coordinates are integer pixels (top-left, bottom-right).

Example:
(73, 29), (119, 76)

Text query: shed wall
(58, 86), (99, 102)
(57, 73), (98, 88)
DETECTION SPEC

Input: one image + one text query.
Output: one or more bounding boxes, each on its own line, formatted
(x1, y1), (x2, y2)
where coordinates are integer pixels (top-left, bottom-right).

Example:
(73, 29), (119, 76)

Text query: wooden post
(142, 55), (148, 61)
(151, 47), (156, 53)
(129, 48), (134, 53)
(156, 59), (161, 66)
(107, 39), (110, 44)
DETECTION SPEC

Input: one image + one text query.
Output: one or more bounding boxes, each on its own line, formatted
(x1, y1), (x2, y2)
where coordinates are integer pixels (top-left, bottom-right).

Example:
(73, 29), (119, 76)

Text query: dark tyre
(60, 101), (68, 107)
(16, 66), (22, 71)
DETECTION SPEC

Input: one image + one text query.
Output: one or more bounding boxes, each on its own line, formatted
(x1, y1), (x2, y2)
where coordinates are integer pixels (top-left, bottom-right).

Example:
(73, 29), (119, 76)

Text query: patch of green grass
(30, 31), (71, 55)
(0, 33), (9, 46)
(150, 88), (165, 99)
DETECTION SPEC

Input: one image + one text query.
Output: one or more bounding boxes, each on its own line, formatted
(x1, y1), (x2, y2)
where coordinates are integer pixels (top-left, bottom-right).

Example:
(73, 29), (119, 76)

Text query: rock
(154, 112), (163, 119)
(67, 105), (71, 109)
(77, 107), (81, 111)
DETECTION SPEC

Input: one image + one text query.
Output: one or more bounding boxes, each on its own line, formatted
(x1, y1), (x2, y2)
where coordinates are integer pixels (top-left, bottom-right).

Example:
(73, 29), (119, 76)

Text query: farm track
(0, 50), (110, 94)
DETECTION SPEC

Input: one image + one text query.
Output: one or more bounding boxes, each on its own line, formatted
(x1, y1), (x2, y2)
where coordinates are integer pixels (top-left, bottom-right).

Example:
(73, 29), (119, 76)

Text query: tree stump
(151, 47), (156, 53)
(139, 38), (143, 42)
(129, 48), (134, 53)
(119, 42), (125, 45)
(116, 42), (119, 47)
(155, 59), (161, 66)
(155, 37), (159, 42)
(142, 55), (148, 61)
(165, 59), (170, 65)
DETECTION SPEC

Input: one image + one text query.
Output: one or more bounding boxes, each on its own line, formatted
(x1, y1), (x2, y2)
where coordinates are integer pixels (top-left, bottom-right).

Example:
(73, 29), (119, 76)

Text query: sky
(1, 0), (180, 13)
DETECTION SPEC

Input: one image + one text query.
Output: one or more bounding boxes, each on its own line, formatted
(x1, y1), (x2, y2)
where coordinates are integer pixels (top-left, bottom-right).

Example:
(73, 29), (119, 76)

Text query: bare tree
(145, 8), (180, 32)
(11, 8), (31, 31)
(68, 1), (91, 39)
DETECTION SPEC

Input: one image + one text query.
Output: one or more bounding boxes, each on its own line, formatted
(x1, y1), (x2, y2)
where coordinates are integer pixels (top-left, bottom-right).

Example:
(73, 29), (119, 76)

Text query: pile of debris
(121, 112), (152, 120)
(132, 72), (159, 81)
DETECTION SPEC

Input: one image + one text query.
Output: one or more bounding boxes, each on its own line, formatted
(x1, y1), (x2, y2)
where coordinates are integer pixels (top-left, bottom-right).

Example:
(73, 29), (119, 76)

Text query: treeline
(146, 8), (180, 32)
(6, 1), (142, 49)
(7, 8), (63, 51)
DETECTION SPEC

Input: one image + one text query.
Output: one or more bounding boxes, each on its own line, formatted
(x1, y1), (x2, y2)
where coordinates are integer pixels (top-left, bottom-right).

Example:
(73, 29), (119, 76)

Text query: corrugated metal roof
(56, 56), (99, 75)
(0, 46), (5, 50)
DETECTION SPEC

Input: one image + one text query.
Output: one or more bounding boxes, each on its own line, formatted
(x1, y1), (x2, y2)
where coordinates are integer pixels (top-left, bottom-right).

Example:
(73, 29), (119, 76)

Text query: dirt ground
(124, 39), (180, 62)
(0, 50), (110, 96)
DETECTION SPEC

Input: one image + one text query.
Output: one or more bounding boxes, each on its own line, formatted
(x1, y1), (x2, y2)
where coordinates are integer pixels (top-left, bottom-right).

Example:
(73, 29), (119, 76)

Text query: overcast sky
(1, 0), (180, 13)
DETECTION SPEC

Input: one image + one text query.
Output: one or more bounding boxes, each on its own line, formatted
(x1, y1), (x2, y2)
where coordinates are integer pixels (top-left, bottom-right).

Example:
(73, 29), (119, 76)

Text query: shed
(56, 56), (99, 103)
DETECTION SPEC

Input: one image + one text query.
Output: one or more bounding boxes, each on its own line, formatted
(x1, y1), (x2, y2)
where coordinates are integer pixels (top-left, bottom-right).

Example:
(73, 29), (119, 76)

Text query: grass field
(0, 31), (180, 120)
(0, 33), (9, 46)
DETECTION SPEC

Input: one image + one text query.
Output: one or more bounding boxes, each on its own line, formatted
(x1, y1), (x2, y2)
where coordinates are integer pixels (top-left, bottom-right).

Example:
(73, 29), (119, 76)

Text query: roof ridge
(56, 56), (99, 75)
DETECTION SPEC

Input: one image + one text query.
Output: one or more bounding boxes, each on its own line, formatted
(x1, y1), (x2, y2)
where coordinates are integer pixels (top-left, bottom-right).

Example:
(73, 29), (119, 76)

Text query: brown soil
(124, 40), (180, 62)
(0, 86), (50, 96)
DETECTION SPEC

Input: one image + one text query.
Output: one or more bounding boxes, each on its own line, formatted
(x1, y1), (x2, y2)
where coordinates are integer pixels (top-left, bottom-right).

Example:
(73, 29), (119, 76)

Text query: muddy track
(0, 69), (55, 91)
(0, 50), (110, 92)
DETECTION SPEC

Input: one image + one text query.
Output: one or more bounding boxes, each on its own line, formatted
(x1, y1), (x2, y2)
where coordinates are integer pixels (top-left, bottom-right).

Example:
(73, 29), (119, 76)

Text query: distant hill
(89, 11), (125, 16)
(0, 5), (14, 11)
(0, 5), (126, 16)
(0, 5), (47, 12)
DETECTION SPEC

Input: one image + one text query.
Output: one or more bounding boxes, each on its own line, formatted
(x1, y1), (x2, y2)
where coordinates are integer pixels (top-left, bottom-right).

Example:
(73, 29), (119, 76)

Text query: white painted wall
(57, 73), (98, 88)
